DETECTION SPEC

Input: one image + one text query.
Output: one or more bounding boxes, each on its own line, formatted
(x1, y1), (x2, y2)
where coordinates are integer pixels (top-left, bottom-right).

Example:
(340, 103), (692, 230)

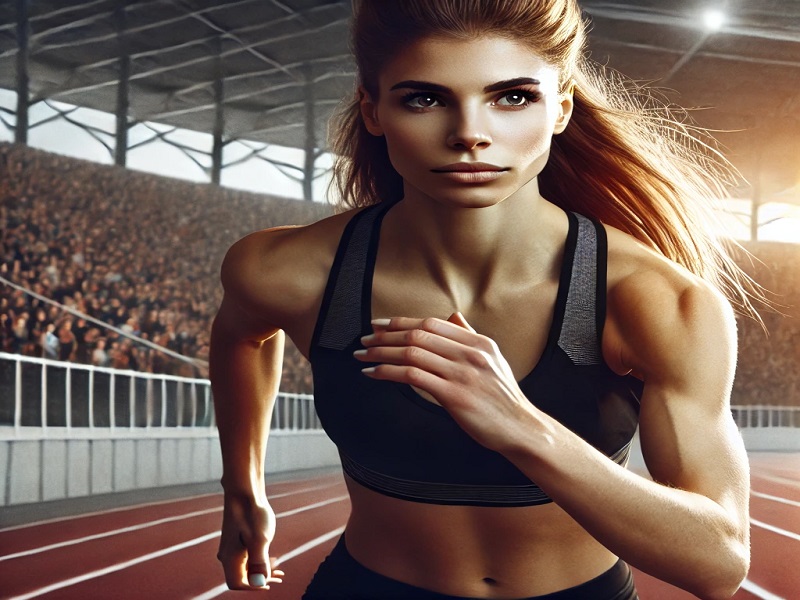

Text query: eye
(402, 93), (443, 109)
(494, 90), (541, 108)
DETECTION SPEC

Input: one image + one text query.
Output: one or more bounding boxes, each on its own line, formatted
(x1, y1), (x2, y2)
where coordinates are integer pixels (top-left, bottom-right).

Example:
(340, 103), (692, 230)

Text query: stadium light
(703, 8), (726, 31)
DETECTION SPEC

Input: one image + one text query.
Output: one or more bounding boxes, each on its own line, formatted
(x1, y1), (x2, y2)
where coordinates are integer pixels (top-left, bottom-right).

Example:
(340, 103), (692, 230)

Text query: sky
(1, 88), (798, 244)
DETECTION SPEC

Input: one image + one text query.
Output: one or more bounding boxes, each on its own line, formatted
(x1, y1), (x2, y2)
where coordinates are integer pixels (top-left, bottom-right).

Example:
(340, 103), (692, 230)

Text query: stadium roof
(1, 0), (799, 189)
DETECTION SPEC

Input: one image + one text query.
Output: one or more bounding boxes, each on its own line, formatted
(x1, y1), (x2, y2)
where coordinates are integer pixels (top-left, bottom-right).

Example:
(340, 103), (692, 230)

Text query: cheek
(382, 121), (434, 169)
(500, 116), (554, 156)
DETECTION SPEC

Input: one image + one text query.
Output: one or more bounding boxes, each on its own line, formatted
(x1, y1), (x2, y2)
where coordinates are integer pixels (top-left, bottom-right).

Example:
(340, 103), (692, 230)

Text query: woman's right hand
(217, 492), (284, 590)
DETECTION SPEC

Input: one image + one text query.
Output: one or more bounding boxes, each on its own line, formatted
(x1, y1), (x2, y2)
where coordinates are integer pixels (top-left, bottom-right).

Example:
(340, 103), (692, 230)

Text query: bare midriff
(342, 475), (618, 599)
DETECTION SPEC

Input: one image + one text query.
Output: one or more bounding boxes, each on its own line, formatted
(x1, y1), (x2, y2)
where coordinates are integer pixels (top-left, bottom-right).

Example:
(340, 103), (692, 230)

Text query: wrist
(220, 471), (267, 500)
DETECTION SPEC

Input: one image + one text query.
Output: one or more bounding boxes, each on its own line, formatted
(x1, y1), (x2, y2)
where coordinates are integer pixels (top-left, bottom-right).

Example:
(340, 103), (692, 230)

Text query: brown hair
(329, 0), (764, 317)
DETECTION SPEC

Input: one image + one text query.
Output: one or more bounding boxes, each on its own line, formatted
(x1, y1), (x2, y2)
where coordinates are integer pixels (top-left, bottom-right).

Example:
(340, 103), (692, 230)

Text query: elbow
(693, 539), (750, 600)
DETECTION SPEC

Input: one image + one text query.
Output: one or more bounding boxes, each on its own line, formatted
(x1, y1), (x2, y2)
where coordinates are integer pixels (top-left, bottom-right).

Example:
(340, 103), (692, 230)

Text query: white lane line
(192, 525), (346, 600)
(275, 496), (348, 519)
(0, 495), (348, 562)
(740, 578), (787, 600)
(0, 480), (341, 533)
(751, 490), (800, 508)
(0, 493), (219, 533)
(751, 518), (800, 542)
(6, 496), (348, 599)
(7, 531), (221, 600)
(273, 525), (345, 566)
(753, 473), (800, 490)
(0, 507), (221, 562)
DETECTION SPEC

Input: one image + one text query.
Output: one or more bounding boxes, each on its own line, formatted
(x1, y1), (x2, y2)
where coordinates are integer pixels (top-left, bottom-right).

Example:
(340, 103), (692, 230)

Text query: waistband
(303, 535), (638, 600)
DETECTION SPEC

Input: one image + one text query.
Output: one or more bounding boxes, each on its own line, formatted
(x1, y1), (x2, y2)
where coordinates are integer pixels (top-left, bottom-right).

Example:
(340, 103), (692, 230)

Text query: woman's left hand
(354, 313), (540, 454)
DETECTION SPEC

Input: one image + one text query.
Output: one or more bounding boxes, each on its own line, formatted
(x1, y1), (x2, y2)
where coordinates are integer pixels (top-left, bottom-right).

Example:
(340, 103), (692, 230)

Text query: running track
(0, 453), (796, 599)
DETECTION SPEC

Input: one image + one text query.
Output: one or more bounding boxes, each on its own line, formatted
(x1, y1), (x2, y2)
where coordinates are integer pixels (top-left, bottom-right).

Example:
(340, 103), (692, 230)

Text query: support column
(114, 1), (130, 166)
(211, 35), (224, 185)
(15, 0), (30, 144)
(302, 63), (316, 201)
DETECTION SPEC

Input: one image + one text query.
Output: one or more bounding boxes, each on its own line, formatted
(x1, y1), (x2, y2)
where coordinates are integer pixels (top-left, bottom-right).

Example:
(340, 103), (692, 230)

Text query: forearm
(506, 411), (748, 599)
(211, 319), (285, 496)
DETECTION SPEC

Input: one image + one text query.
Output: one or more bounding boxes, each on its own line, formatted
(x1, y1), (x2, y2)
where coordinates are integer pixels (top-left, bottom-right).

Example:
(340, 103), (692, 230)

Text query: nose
(446, 106), (491, 150)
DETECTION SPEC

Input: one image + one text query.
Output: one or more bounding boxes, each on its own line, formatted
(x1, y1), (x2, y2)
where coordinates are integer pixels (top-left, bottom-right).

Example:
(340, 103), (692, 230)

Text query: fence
(0, 352), (319, 438)
(1, 352), (797, 438)
(732, 405), (800, 429)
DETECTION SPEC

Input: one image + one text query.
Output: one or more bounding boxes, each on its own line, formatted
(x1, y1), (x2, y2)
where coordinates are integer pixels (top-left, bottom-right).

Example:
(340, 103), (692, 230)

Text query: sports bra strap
(313, 201), (394, 351)
(557, 213), (607, 366)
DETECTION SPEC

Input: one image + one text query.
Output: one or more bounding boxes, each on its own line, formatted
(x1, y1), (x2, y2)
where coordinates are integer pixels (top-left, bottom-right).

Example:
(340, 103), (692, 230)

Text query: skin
(212, 35), (750, 599)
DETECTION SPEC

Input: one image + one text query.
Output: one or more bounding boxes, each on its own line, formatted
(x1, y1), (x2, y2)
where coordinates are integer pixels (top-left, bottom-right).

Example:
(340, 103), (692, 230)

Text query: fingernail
(371, 318), (391, 327)
(361, 367), (376, 375)
(360, 334), (376, 344)
(353, 349), (368, 358)
(249, 573), (267, 587)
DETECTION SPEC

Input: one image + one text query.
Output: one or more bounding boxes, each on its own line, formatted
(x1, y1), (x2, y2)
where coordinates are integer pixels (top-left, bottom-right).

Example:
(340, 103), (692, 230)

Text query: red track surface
(0, 453), (796, 599)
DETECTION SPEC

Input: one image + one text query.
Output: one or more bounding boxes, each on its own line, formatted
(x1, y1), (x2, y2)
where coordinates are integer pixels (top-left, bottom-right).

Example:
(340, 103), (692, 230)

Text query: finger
(373, 316), (472, 339)
(219, 549), (249, 590)
(363, 321), (475, 353)
(447, 312), (476, 332)
(243, 533), (272, 588)
(362, 362), (451, 401)
(247, 560), (284, 587)
(354, 343), (454, 378)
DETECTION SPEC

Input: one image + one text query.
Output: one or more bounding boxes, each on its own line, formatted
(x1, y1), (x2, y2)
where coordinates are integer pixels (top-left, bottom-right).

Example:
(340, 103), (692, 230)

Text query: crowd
(0, 143), (330, 392)
(731, 241), (800, 407)
(0, 142), (797, 403)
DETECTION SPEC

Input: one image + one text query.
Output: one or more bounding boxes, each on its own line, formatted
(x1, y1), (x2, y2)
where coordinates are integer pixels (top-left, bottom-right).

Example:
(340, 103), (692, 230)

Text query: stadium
(0, 1), (798, 598)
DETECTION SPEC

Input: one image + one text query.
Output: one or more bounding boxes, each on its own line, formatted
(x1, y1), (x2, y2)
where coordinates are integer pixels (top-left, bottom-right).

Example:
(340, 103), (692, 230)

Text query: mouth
(430, 163), (509, 183)
(431, 162), (508, 173)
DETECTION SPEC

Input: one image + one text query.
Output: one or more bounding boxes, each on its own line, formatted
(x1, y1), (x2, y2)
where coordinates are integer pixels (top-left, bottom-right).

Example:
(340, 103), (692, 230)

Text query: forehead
(378, 35), (560, 90)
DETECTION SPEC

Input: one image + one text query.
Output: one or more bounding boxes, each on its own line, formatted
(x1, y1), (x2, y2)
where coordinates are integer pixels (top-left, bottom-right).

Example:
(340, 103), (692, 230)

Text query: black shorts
(303, 536), (639, 600)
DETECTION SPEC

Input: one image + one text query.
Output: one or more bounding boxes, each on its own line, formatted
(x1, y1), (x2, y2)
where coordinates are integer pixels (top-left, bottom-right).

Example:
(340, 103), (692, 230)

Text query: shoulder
(601, 225), (736, 387)
(219, 207), (365, 330)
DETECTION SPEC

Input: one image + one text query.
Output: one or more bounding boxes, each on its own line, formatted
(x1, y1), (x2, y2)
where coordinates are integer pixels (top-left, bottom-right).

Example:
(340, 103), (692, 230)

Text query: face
(361, 35), (573, 208)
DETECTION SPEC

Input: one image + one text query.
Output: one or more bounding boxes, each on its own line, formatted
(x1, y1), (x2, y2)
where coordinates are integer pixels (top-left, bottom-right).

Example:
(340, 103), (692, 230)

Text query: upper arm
(215, 228), (293, 343)
(607, 263), (749, 535)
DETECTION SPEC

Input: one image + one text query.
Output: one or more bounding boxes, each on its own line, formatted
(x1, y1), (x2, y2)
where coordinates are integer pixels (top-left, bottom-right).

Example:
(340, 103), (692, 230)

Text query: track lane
(23, 501), (350, 600)
(0, 475), (348, 600)
(0, 457), (795, 600)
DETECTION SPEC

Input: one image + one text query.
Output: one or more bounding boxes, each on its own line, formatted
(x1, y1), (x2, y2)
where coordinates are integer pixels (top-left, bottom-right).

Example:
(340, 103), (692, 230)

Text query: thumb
(447, 311), (475, 332)
(242, 534), (270, 588)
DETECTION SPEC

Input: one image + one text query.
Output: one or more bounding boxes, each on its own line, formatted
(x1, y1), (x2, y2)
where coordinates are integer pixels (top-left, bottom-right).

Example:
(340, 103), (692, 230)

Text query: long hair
(329, 0), (764, 317)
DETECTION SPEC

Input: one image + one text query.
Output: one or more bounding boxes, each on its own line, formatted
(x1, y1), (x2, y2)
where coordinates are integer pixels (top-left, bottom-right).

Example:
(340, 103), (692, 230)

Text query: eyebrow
(389, 77), (542, 93)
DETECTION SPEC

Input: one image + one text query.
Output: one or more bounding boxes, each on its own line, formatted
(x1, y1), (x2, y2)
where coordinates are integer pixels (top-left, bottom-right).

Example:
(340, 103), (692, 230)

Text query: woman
(212, 1), (758, 598)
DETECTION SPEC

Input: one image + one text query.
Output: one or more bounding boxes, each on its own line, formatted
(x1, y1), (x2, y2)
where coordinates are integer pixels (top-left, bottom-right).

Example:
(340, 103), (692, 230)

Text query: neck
(382, 181), (566, 307)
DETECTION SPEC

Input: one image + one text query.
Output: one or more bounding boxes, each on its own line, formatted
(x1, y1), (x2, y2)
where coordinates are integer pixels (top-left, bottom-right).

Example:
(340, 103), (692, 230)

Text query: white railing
(731, 405), (800, 429)
(0, 352), (319, 438)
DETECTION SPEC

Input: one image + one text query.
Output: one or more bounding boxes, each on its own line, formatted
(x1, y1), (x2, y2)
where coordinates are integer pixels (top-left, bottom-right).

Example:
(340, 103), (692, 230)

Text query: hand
(355, 313), (539, 454)
(217, 493), (285, 590)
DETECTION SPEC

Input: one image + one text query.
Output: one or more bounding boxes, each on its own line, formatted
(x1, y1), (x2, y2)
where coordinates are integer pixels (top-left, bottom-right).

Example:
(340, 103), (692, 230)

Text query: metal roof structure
(1, 0), (799, 202)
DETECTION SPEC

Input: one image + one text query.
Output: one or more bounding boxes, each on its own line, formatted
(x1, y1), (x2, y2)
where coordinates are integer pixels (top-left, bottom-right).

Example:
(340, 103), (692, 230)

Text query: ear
(359, 87), (384, 136)
(553, 81), (575, 135)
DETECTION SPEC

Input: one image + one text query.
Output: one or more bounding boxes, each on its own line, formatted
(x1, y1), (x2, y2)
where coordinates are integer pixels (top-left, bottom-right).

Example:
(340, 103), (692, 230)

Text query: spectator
(91, 338), (109, 367)
(0, 143), (329, 391)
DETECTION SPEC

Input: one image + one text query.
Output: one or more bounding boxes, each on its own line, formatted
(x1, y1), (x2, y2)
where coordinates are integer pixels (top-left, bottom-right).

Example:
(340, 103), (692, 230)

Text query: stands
(0, 142), (331, 393)
(1, 141), (798, 405)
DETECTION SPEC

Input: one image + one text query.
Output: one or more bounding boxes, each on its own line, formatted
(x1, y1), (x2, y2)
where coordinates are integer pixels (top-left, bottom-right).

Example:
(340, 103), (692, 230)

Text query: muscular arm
(209, 216), (344, 590)
(516, 274), (749, 599)
(358, 269), (749, 599)
(210, 235), (287, 590)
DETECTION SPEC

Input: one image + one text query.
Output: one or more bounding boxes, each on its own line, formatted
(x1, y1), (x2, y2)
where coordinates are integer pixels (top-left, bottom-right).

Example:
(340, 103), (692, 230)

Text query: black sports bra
(309, 201), (641, 507)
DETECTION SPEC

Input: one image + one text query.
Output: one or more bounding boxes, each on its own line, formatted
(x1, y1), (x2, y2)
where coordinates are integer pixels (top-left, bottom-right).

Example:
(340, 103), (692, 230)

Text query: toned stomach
(342, 475), (618, 599)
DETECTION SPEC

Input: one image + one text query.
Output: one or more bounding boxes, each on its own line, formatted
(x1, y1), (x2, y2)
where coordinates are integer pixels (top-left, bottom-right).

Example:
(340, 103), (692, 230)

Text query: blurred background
(0, 0), (798, 484)
(0, 2), (797, 599)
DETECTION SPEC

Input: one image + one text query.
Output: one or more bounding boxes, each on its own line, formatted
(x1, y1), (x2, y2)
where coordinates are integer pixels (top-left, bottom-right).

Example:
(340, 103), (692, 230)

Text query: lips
(431, 162), (507, 173)
(430, 162), (509, 183)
